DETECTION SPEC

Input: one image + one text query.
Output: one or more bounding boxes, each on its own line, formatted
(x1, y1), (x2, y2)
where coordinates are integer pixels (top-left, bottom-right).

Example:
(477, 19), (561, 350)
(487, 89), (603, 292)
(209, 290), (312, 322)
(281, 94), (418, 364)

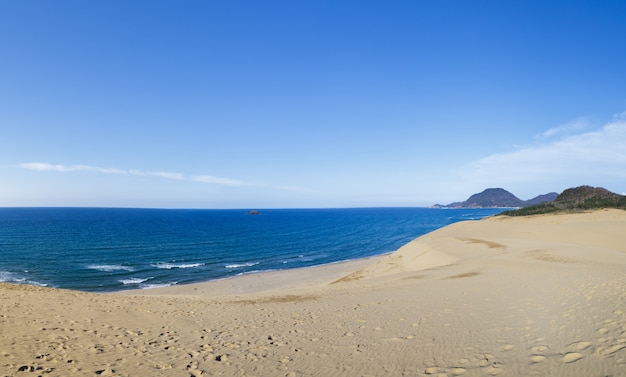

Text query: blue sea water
(0, 207), (504, 292)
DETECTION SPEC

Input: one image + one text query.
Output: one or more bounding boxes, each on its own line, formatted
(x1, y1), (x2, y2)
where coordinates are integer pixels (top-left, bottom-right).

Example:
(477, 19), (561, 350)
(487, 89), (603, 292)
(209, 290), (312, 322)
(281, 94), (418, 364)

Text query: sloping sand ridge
(2, 209), (626, 376)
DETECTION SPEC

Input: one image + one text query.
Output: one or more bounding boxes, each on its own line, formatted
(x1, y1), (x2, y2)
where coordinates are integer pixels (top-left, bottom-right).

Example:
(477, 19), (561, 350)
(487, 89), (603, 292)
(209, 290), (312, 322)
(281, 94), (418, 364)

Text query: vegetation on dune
(500, 186), (626, 216)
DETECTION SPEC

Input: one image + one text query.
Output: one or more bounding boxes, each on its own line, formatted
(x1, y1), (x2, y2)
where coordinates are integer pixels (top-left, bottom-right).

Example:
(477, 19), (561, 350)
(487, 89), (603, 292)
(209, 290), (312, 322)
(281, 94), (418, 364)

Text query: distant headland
(432, 188), (558, 209)
(432, 186), (626, 216)
(500, 185), (626, 216)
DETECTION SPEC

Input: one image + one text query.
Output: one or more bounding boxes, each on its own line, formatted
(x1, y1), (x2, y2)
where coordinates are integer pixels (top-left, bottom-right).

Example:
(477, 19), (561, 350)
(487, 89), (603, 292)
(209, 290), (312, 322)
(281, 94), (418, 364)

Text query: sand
(2, 209), (626, 376)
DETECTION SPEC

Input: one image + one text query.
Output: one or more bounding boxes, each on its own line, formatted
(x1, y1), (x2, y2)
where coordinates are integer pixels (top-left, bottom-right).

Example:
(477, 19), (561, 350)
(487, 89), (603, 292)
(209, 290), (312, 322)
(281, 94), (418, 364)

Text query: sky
(1, 0), (625, 208)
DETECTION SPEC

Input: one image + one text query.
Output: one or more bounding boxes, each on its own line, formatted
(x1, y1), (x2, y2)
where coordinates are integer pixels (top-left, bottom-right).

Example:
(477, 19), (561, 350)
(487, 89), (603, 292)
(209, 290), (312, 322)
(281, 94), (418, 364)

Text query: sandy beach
(2, 209), (626, 376)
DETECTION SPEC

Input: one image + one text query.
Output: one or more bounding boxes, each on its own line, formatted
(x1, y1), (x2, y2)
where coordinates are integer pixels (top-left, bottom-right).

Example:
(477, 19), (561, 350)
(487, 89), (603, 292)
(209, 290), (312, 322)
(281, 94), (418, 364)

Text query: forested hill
(500, 186), (626, 216)
(433, 188), (557, 208)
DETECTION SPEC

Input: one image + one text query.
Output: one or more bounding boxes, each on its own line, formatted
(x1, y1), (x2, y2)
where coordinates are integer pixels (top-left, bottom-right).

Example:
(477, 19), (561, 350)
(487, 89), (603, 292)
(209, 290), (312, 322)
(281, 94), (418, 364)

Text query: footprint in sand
(571, 341), (592, 351)
(449, 367), (467, 375)
(478, 359), (491, 367)
(529, 355), (546, 363)
(599, 344), (626, 356)
(484, 365), (502, 375)
(562, 352), (584, 363)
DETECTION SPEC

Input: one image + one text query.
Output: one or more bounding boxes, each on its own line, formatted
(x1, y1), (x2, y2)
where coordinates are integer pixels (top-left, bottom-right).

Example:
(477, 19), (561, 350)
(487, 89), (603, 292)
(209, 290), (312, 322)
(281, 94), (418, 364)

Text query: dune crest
(336, 236), (459, 283)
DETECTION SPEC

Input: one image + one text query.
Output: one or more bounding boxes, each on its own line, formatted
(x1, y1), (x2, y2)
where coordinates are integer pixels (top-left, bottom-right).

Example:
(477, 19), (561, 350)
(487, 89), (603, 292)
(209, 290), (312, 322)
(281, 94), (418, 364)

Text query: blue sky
(1, 0), (625, 208)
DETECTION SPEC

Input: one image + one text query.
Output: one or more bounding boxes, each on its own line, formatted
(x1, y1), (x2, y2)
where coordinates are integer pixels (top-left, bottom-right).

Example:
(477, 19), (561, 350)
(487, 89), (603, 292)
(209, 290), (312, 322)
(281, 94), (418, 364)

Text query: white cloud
(147, 171), (186, 180)
(19, 162), (246, 187)
(535, 117), (589, 139)
(614, 111), (626, 120)
(19, 162), (126, 174)
(461, 117), (626, 195)
(18, 162), (319, 193)
(191, 175), (245, 187)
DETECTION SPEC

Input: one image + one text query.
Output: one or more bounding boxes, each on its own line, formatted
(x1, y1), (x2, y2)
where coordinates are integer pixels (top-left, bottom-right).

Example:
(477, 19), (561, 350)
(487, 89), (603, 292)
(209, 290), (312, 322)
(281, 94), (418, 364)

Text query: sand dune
(2, 209), (626, 376)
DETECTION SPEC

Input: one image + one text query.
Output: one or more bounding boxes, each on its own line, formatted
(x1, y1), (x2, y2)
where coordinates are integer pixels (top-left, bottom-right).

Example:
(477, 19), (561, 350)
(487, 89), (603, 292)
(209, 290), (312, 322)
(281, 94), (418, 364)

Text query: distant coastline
(433, 185), (626, 215)
(432, 188), (558, 209)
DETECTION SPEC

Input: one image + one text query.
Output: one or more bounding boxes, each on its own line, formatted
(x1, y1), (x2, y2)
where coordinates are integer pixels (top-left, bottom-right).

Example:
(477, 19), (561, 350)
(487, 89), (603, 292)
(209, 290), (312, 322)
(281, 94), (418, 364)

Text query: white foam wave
(140, 282), (177, 289)
(0, 271), (18, 282)
(225, 262), (259, 269)
(151, 262), (204, 270)
(0, 271), (47, 286)
(239, 268), (277, 276)
(119, 277), (150, 285)
(87, 264), (135, 272)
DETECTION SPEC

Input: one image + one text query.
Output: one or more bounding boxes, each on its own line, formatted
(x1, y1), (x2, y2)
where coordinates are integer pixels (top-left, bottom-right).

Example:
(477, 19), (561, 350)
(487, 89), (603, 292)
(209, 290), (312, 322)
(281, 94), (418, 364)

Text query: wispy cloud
(191, 175), (246, 186)
(20, 162), (126, 175)
(148, 171), (186, 181)
(19, 162), (247, 187)
(461, 115), (626, 192)
(535, 117), (589, 139)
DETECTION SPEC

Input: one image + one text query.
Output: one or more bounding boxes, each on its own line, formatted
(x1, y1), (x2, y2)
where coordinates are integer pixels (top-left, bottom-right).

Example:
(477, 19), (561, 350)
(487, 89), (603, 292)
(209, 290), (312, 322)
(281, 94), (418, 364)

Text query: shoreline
(121, 253), (388, 297)
(2, 209), (625, 376)
(1, 207), (504, 293)
(123, 213), (511, 297)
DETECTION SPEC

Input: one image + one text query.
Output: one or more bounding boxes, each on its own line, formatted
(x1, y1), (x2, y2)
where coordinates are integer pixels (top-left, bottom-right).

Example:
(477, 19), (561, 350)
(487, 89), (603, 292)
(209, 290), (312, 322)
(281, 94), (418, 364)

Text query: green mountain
(433, 188), (557, 208)
(500, 186), (626, 216)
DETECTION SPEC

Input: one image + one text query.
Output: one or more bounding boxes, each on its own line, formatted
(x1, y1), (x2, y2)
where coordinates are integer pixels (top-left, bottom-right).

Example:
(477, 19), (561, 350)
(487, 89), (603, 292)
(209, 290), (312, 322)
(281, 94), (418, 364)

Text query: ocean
(0, 207), (504, 292)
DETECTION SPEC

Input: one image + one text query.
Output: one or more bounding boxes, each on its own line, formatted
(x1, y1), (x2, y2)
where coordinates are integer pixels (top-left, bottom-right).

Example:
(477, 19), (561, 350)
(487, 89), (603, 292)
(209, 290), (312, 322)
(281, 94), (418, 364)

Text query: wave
(87, 264), (135, 272)
(0, 270), (47, 286)
(237, 268), (278, 277)
(281, 254), (323, 264)
(151, 262), (204, 270)
(225, 262), (259, 269)
(140, 282), (177, 289)
(119, 277), (151, 285)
